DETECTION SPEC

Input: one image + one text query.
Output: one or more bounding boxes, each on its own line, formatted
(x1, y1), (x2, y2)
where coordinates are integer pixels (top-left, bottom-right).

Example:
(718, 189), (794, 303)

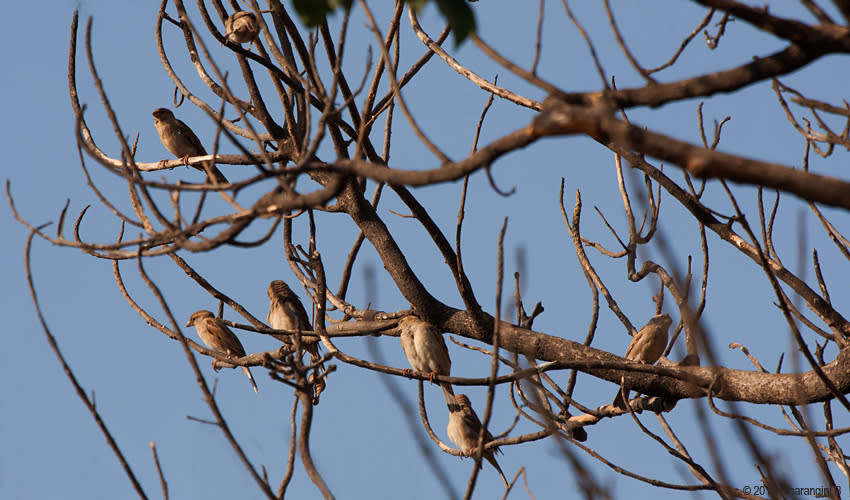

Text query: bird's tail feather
(243, 366), (258, 393)
(440, 382), (455, 407)
(205, 163), (229, 184)
(486, 454), (509, 488)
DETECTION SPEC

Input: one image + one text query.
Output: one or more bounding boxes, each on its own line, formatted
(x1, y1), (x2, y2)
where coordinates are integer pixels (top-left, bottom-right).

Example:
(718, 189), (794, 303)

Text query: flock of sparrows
(159, 10), (674, 484)
(394, 313), (673, 485)
(183, 286), (513, 487)
(397, 316), (509, 487)
(152, 11), (261, 185)
(184, 284), (672, 487)
(185, 280), (322, 398)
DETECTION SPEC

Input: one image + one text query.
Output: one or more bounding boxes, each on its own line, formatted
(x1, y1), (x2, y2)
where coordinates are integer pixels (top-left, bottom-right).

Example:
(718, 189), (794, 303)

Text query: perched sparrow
(446, 394), (508, 488)
(267, 280), (325, 403)
(186, 310), (258, 393)
(397, 315), (454, 405)
(224, 11), (260, 45)
(267, 280), (311, 332)
(152, 108), (228, 184)
(612, 313), (672, 409)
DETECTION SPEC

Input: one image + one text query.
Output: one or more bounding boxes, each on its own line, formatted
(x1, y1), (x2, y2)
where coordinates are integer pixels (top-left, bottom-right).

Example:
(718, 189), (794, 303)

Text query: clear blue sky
(3, 1), (849, 498)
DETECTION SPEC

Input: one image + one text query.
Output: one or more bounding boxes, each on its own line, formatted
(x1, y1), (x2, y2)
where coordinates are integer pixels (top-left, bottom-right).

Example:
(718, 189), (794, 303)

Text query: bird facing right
(612, 313), (672, 409)
(446, 394), (509, 488)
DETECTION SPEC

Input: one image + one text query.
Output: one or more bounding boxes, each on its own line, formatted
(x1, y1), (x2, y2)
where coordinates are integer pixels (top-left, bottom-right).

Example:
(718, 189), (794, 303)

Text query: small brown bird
(186, 310), (258, 393)
(267, 280), (325, 403)
(152, 108), (228, 184)
(225, 11), (260, 45)
(397, 315), (454, 405)
(446, 394), (508, 488)
(612, 313), (672, 409)
(267, 280), (312, 333)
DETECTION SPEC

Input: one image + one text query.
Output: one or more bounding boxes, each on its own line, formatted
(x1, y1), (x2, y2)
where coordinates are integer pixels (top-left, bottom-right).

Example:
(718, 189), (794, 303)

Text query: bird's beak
(185, 319), (192, 327)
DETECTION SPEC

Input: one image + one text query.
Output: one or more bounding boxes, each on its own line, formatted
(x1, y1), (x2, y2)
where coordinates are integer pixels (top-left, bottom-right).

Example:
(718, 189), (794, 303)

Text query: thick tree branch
(534, 97), (850, 212)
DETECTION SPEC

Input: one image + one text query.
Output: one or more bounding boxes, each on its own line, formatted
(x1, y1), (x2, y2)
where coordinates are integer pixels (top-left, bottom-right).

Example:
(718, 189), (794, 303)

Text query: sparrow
(224, 11), (260, 45)
(152, 108), (229, 184)
(446, 394), (508, 488)
(185, 310), (258, 393)
(267, 280), (325, 403)
(397, 315), (454, 405)
(612, 313), (672, 409)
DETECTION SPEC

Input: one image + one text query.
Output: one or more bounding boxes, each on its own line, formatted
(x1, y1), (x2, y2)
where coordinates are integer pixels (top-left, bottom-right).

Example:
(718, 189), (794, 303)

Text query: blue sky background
(3, 1), (850, 498)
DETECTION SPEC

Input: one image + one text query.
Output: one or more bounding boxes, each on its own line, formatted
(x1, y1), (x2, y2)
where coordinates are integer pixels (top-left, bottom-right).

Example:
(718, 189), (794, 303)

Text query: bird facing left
(152, 108), (229, 184)
(225, 11), (260, 44)
(185, 310), (258, 393)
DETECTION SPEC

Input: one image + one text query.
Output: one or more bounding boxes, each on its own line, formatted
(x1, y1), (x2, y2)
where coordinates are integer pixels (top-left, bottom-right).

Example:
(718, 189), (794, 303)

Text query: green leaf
(406, 0), (428, 13)
(433, 0), (476, 45)
(292, 0), (353, 27)
(291, 0), (475, 45)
